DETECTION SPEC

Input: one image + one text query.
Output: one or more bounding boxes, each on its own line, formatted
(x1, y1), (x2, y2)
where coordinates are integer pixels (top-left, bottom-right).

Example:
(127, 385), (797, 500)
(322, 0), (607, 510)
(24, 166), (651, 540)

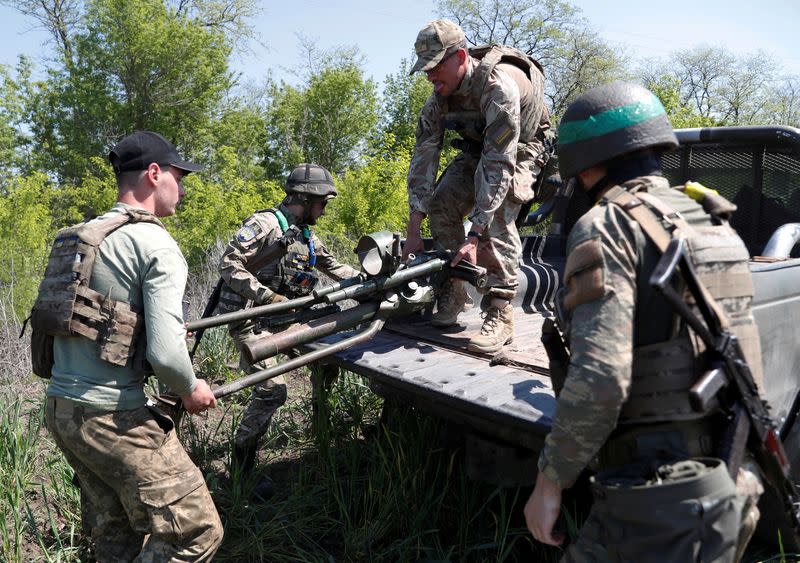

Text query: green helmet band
(557, 82), (679, 179)
(558, 92), (667, 146)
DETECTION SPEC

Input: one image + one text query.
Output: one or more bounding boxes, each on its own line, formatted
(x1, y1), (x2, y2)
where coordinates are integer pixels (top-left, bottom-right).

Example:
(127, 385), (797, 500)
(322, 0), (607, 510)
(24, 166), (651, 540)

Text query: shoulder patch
(485, 107), (517, 151)
(237, 224), (260, 243)
(563, 237), (606, 311)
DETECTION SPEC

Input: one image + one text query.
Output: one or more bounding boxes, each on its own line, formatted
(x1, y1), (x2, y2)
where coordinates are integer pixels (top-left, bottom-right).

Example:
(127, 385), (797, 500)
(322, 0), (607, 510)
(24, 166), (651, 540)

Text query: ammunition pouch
(268, 250), (319, 298)
(588, 458), (743, 562)
(619, 337), (712, 424)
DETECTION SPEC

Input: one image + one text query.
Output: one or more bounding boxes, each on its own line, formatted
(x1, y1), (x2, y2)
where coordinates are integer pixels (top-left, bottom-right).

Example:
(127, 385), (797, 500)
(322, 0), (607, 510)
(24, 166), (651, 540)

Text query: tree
(765, 76), (800, 127)
(379, 59), (432, 151)
(6, 0), (256, 182)
(264, 44), (379, 177)
(641, 47), (782, 126)
(643, 75), (716, 129)
(320, 134), (412, 241)
(435, 0), (627, 118)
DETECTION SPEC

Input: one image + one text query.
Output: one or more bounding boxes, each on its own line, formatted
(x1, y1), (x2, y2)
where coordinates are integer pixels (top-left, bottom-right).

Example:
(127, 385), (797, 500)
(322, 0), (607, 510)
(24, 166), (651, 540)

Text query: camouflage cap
(410, 19), (466, 75)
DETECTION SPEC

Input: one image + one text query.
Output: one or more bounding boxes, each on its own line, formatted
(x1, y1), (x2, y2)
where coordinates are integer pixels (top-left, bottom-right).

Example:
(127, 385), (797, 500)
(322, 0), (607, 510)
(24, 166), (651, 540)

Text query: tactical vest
(217, 209), (319, 315)
(602, 185), (763, 426)
(29, 208), (164, 377)
(442, 44), (549, 145)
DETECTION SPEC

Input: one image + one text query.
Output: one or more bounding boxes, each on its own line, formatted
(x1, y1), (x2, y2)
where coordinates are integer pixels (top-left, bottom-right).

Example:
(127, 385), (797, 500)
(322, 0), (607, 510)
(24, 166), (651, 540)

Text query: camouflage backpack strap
(604, 186), (730, 329)
(470, 45), (505, 107)
(470, 44), (545, 105)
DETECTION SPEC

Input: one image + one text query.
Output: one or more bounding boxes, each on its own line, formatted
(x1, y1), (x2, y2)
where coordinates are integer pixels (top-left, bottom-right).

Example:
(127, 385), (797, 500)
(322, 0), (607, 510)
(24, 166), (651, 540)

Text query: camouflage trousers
(45, 396), (223, 562)
(428, 150), (540, 301)
(562, 458), (761, 563)
(231, 320), (338, 450)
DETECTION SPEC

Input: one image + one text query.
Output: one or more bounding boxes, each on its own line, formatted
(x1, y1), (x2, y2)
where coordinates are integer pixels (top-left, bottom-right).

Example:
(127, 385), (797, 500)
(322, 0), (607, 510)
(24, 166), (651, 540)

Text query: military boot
(431, 279), (471, 327)
(467, 302), (514, 353)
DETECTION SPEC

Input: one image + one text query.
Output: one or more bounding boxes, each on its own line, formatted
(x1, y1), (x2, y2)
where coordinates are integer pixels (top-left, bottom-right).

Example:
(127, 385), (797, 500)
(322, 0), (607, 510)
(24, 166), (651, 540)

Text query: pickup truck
(305, 126), (800, 545)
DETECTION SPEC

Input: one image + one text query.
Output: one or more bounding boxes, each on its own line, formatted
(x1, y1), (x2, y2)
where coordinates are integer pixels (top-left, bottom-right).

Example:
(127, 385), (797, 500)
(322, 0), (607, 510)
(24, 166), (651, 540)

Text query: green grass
(0, 366), (566, 562)
(3, 366), (798, 561)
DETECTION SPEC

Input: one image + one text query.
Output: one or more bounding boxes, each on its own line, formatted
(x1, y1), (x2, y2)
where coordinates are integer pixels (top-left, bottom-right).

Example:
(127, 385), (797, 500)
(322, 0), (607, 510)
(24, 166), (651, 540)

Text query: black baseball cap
(108, 130), (203, 174)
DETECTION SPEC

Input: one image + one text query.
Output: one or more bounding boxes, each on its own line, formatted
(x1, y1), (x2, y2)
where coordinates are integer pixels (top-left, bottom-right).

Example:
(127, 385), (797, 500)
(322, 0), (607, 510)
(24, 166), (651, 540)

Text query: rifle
(190, 225), (302, 356)
(650, 236), (800, 549)
(163, 231), (488, 421)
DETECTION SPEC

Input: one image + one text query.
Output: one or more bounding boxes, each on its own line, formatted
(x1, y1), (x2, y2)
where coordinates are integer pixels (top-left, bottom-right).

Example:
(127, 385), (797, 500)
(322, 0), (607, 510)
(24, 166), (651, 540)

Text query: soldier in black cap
(38, 130), (223, 560)
(217, 163), (359, 500)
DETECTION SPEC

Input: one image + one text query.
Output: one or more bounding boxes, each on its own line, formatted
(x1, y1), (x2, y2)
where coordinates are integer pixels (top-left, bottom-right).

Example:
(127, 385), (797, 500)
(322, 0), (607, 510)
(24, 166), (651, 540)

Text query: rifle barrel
(323, 258), (446, 303)
(243, 301), (380, 363)
(213, 318), (386, 398)
(185, 275), (364, 332)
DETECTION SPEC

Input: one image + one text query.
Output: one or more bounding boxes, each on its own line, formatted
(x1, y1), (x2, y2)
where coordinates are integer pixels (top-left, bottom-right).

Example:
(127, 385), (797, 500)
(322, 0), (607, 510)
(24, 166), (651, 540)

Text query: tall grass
(1, 240), (787, 562)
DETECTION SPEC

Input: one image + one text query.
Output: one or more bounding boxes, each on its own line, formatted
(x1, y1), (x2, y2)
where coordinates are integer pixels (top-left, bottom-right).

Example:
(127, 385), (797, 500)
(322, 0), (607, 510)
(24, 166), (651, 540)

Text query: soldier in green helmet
(404, 18), (553, 353)
(218, 163), (359, 500)
(524, 83), (764, 561)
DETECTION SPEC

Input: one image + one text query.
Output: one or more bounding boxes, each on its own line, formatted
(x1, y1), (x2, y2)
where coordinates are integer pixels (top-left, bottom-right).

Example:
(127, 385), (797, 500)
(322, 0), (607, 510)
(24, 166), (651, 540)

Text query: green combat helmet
(557, 82), (678, 179)
(286, 163), (337, 200)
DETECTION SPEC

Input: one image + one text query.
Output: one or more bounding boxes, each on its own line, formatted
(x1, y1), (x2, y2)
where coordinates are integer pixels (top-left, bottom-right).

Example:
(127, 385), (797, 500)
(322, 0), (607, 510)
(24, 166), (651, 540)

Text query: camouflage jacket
(218, 203), (358, 309)
(407, 54), (549, 228)
(537, 175), (736, 488)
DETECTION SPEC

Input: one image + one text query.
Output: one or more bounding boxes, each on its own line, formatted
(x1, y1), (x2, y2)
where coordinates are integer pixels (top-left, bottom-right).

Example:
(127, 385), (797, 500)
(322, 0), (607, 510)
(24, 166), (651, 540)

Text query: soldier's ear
(145, 163), (162, 187)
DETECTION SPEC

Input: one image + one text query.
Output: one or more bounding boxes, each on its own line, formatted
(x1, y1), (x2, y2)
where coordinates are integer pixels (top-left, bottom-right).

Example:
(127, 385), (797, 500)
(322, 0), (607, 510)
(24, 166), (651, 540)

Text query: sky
(1, 0), (799, 89)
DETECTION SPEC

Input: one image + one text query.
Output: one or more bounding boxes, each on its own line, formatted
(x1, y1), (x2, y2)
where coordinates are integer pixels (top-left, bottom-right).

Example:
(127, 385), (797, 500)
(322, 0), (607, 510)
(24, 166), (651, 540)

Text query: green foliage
(647, 76), (717, 129)
(265, 64), (380, 176)
(379, 59), (432, 151)
(51, 157), (119, 227)
(0, 172), (54, 315)
(320, 136), (411, 239)
(168, 146), (281, 267)
(21, 0), (236, 181)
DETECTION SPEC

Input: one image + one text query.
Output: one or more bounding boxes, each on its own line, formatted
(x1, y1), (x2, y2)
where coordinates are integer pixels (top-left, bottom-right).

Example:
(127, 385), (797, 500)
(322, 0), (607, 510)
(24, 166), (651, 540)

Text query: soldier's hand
(525, 471), (565, 546)
(451, 239), (478, 266)
(181, 379), (217, 415)
(403, 231), (425, 261)
(269, 293), (289, 304)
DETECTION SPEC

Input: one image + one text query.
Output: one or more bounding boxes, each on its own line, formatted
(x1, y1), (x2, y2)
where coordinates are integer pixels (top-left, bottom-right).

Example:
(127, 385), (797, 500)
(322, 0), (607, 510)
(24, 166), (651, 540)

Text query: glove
(269, 293), (289, 304)
(255, 288), (288, 305)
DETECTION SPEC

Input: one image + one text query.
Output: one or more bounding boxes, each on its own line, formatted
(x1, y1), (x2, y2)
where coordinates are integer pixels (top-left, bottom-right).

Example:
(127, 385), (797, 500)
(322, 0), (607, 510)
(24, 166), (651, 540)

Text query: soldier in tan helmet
(404, 18), (552, 353)
(218, 163), (359, 501)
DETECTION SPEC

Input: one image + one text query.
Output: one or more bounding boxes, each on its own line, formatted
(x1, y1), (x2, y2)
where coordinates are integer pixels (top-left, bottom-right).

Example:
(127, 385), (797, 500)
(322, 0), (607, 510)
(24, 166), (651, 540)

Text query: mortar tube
(243, 301), (380, 363)
(185, 275), (364, 332)
(212, 318), (386, 399)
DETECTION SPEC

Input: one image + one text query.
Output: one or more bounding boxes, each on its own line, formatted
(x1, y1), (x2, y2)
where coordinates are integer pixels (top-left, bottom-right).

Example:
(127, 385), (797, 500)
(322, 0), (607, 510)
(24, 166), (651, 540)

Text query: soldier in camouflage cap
(42, 131), (223, 560)
(405, 18), (552, 354)
(217, 163), (359, 501)
(524, 83), (764, 561)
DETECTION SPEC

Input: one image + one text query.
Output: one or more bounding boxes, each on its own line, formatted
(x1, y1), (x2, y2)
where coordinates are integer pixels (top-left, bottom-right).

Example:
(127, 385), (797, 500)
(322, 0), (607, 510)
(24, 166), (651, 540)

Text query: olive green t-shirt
(47, 203), (197, 410)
